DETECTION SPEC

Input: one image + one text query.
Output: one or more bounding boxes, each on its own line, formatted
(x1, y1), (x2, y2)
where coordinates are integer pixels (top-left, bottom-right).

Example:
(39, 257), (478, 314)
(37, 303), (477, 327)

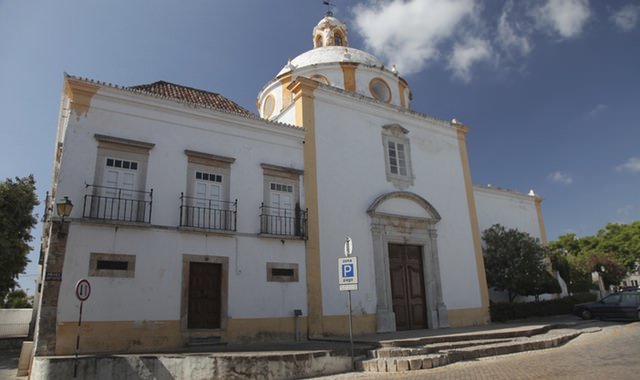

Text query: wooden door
(188, 262), (222, 329)
(389, 244), (427, 330)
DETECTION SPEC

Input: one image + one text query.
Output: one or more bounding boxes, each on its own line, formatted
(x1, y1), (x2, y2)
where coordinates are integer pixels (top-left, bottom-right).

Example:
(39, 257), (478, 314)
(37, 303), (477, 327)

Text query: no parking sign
(75, 279), (91, 301)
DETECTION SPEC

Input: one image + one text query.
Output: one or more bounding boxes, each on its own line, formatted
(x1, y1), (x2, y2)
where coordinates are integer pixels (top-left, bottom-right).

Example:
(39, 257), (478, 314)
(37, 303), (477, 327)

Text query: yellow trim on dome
(399, 80), (408, 109)
(278, 72), (293, 112)
(340, 62), (358, 93)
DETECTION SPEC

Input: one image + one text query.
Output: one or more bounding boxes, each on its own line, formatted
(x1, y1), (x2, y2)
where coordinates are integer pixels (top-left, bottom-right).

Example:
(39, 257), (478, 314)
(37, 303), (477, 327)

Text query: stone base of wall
(31, 350), (352, 380)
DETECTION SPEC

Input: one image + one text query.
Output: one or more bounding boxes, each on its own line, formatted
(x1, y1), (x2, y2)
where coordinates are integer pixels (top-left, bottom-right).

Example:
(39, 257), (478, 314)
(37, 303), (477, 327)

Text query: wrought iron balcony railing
(259, 203), (307, 239)
(180, 193), (237, 232)
(83, 185), (153, 223)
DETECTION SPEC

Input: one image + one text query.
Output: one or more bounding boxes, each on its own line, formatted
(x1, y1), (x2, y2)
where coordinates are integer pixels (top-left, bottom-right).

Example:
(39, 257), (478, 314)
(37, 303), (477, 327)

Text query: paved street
(319, 321), (640, 380)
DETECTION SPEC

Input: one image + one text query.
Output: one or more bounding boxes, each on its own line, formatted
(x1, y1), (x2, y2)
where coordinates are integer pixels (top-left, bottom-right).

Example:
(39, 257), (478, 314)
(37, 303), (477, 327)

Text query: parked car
(574, 291), (640, 320)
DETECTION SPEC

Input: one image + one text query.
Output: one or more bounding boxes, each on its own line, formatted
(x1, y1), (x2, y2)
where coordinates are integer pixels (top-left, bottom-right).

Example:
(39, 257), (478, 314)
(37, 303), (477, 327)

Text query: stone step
(376, 324), (553, 348)
(360, 330), (583, 372)
(368, 338), (513, 358)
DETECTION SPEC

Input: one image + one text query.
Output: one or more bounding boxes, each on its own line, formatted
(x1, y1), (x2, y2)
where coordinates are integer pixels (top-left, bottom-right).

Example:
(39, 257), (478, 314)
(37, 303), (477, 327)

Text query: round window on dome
(262, 94), (275, 119)
(370, 78), (391, 103)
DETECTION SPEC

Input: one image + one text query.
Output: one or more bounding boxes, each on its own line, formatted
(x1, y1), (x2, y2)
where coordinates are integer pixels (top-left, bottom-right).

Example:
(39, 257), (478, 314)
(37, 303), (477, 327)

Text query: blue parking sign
(338, 257), (358, 287)
(342, 263), (354, 278)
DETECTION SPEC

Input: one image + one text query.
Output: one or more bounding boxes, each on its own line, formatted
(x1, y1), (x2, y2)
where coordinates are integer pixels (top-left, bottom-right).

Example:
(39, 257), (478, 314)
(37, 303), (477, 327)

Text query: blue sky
(1, 0), (639, 293)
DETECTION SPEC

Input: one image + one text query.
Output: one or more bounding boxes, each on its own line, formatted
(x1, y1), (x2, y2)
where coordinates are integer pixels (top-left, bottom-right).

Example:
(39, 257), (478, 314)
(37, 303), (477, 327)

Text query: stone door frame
(367, 191), (448, 332)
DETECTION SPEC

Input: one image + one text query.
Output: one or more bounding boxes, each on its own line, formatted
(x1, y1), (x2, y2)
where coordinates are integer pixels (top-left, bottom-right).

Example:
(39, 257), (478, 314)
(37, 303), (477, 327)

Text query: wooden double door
(188, 262), (222, 329)
(389, 244), (428, 330)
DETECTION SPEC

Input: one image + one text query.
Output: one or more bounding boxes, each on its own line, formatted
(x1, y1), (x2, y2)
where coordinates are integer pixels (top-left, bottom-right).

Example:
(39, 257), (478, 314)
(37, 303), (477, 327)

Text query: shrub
(489, 293), (597, 322)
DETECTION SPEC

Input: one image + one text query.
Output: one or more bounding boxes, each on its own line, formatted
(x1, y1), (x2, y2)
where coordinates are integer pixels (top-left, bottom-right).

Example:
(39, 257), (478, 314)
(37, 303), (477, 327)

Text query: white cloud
(548, 171), (574, 184)
(352, 0), (479, 76)
(611, 4), (640, 32)
(586, 103), (608, 118)
(497, 0), (532, 57)
(531, 0), (591, 39)
(616, 157), (640, 173)
(448, 38), (492, 82)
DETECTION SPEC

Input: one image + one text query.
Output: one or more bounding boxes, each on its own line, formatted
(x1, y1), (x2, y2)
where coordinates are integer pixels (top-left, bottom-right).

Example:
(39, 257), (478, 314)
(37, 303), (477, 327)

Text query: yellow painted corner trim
(534, 197), (548, 244)
(64, 76), (100, 121)
(456, 125), (491, 321)
(289, 77), (323, 337)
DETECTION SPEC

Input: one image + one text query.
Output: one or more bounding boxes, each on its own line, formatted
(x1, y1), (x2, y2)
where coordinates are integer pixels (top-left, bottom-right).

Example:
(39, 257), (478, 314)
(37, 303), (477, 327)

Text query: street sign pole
(338, 237), (358, 369)
(74, 300), (84, 378)
(348, 289), (354, 369)
(74, 279), (91, 378)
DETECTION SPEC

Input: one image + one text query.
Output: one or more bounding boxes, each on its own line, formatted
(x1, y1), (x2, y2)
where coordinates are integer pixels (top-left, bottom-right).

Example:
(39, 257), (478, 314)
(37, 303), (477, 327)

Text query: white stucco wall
(53, 81), (308, 324)
(309, 87), (482, 316)
(473, 186), (543, 241)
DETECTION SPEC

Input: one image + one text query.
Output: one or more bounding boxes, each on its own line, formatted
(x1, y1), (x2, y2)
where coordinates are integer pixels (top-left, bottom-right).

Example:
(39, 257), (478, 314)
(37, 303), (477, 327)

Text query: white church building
(33, 14), (547, 355)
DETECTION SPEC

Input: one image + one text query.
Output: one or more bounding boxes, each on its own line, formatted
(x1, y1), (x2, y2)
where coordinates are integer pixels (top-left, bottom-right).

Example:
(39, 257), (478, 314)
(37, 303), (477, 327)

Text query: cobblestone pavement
(315, 321), (640, 380)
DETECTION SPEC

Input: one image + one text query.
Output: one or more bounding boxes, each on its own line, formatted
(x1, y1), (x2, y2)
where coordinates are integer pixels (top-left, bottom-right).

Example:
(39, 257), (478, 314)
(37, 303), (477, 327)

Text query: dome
(277, 46), (384, 77)
(257, 14), (412, 120)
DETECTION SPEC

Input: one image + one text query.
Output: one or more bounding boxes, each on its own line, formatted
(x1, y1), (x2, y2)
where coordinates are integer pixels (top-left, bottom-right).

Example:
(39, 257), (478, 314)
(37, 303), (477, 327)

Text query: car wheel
(581, 309), (593, 320)
(637, 310), (640, 321)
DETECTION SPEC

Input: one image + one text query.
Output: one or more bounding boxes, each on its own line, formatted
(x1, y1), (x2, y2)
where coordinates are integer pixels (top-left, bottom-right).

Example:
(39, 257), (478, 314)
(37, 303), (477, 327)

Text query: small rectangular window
(90, 253), (136, 278)
(96, 260), (129, 271)
(271, 268), (294, 277)
(267, 263), (299, 282)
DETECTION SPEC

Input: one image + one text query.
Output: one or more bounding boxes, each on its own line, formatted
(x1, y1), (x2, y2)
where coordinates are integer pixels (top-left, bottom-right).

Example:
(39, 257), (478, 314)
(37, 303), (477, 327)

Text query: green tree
(0, 175), (39, 301)
(549, 233), (592, 293)
(482, 224), (558, 302)
(548, 223), (637, 292)
(594, 222), (640, 270)
(2, 289), (32, 308)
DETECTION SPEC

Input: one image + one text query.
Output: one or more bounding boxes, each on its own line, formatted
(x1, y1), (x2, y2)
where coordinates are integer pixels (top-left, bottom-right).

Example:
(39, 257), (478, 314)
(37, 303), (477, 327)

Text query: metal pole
(74, 301), (83, 378)
(348, 289), (354, 369)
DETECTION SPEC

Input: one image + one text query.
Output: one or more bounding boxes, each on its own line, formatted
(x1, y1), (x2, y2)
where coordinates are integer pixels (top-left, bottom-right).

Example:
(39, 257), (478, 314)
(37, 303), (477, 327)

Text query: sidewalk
(18, 315), (593, 379)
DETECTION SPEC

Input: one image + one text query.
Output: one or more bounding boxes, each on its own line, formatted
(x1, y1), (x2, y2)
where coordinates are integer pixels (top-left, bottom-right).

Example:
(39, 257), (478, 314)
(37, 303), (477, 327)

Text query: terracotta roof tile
(128, 81), (254, 116)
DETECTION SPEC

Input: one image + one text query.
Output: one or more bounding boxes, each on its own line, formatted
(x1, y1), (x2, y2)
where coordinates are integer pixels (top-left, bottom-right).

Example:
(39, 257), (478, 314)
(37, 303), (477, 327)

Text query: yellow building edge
(289, 77), (325, 338)
(456, 124), (491, 324)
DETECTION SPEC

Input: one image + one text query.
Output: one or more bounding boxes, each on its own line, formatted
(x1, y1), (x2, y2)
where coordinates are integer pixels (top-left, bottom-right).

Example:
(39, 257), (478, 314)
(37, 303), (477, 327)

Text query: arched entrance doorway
(367, 191), (448, 332)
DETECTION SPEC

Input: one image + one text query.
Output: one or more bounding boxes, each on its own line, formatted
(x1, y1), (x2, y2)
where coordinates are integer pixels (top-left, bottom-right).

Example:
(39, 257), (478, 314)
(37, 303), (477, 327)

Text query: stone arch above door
(367, 191), (441, 221)
(367, 191), (448, 332)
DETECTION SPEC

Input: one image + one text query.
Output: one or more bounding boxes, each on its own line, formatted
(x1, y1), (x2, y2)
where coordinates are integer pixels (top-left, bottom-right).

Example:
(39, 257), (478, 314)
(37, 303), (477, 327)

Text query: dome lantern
(313, 15), (349, 48)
